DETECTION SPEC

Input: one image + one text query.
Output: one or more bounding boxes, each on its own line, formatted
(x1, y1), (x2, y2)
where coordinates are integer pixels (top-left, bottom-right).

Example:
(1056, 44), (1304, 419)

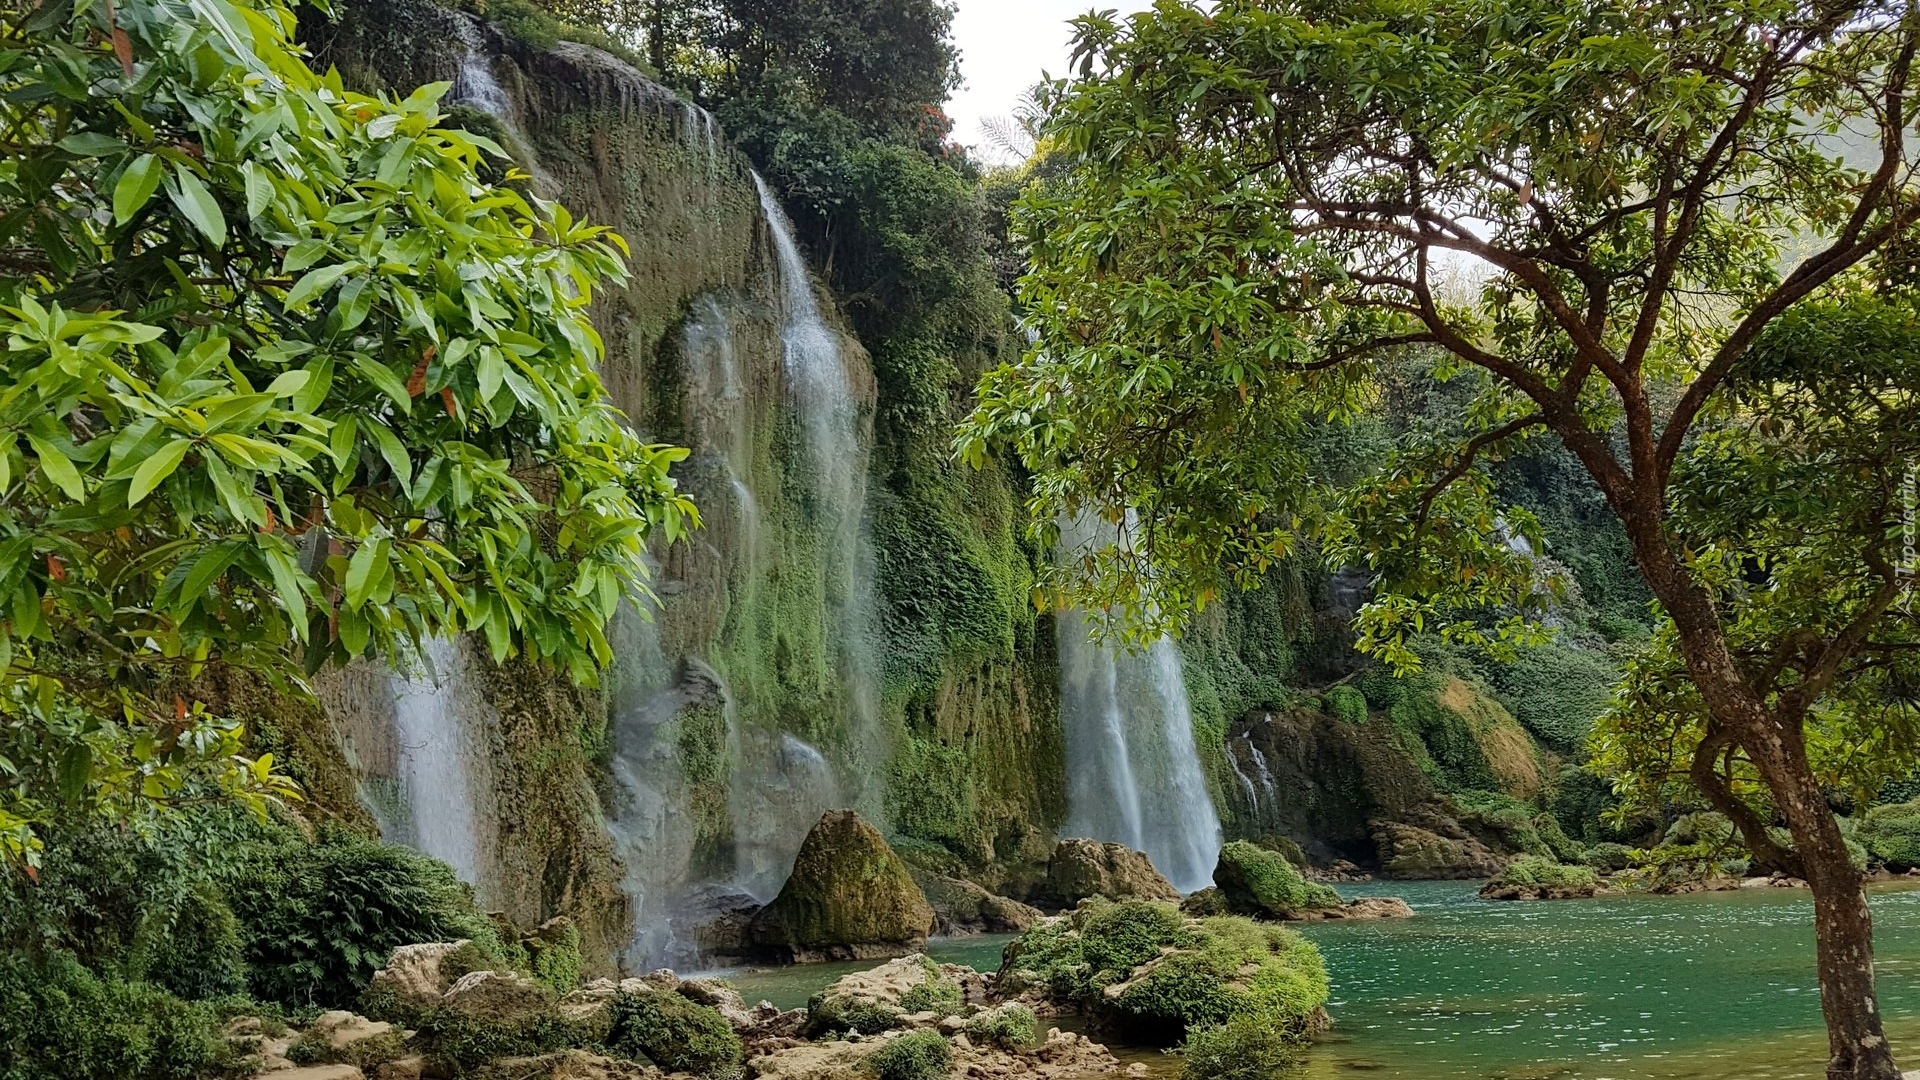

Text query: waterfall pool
(713, 878), (1920, 1079)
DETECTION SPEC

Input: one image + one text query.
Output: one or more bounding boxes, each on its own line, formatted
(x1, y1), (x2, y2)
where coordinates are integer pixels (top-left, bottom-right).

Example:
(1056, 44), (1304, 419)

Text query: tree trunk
(1619, 518), (1901, 1080)
(1751, 730), (1901, 1080)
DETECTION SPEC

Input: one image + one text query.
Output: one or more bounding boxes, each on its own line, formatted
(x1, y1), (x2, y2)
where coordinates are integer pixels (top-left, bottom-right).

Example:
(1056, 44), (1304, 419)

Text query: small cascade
(751, 174), (887, 815)
(1228, 736), (1262, 813)
(731, 732), (844, 901)
(603, 593), (701, 968)
(446, 15), (558, 195)
(387, 637), (493, 892)
(1054, 517), (1223, 892)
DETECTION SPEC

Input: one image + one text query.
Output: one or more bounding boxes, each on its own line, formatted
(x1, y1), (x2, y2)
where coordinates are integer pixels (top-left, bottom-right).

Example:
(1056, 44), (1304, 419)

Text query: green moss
(1212, 841), (1340, 917)
(869, 1030), (951, 1080)
(523, 920), (584, 993)
(606, 990), (743, 1078)
(286, 1026), (408, 1068)
(1484, 642), (1621, 753)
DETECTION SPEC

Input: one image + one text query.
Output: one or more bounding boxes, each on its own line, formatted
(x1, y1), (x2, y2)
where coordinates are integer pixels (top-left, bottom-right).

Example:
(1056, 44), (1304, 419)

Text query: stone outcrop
(748, 811), (936, 963)
(1036, 839), (1180, 907)
(746, 1026), (1124, 1080)
(368, 941), (471, 1010)
(913, 869), (1044, 935)
(803, 954), (978, 1035)
(1371, 801), (1512, 879)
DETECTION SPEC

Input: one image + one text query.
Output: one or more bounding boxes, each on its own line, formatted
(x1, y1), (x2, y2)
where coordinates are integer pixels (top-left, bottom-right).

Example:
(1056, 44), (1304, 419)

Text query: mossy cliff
(291, 0), (1065, 968)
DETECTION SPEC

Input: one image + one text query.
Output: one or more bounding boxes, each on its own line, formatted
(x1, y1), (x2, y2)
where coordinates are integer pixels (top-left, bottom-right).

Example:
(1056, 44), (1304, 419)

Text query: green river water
(721, 879), (1920, 1079)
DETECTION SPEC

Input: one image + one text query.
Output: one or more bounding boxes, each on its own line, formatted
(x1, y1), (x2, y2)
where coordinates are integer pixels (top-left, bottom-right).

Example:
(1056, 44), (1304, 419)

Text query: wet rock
(1212, 839), (1342, 917)
(676, 975), (757, 1029)
(912, 869), (1044, 935)
(1479, 881), (1597, 901)
(748, 810), (935, 963)
(367, 941), (472, 1010)
(1037, 839), (1179, 907)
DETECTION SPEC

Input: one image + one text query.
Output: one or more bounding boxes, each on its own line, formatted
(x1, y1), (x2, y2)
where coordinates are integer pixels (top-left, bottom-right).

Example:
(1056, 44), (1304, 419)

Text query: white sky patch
(948, 0), (1117, 165)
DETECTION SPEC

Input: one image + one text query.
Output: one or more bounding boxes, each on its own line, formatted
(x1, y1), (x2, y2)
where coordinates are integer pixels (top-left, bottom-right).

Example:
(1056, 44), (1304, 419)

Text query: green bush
(868, 1030), (951, 1080)
(228, 830), (499, 1007)
(285, 1026), (407, 1068)
(606, 990), (743, 1078)
(1180, 1013), (1301, 1080)
(1323, 685), (1368, 726)
(897, 957), (963, 1016)
(0, 953), (242, 1080)
(1584, 842), (1635, 872)
(999, 902), (1329, 1043)
(1485, 642), (1621, 752)
(1212, 840), (1339, 917)
(1860, 799), (1920, 869)
(964, 1003), (1038, 1052)
(1490, 855), (1599, 890)
(413, 1004), (587, 1075)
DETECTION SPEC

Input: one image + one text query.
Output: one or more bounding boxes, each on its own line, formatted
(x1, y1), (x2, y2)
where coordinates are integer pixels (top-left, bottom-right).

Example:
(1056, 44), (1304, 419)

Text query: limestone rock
(1277, 896), (1416, 920)
(469, 1051), (660, 1079)
(912, 869), (1044, 935)
(1370, 818), (1507, 879)
(370, 1057), (425, 1080)
(368, 941), (471, 1009)
(748, 810), (935, 963)
(804, 954), (968, 1036)
(1038, 839), (1179, 906)
(1480, 880), (1598, 901)
(261, 1068), (364, 1080)
(443, 970), (555, 1025)
(676, 976), (758, 1029)
(304, 1011), (400, 1055)
(747, 1037), (882, 1080)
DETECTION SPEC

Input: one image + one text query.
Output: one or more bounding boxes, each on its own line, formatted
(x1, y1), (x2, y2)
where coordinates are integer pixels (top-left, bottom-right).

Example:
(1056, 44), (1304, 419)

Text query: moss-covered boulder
(1211, 841), (1342, 918)
(748, 811), (935, 963)
(996, 899), (1329, 1043)
(1038, 839), (1180, 907)
(1478, 855), (1600, 900)
(911, 870), (1044, 935)
(605, 988), (742, 1077)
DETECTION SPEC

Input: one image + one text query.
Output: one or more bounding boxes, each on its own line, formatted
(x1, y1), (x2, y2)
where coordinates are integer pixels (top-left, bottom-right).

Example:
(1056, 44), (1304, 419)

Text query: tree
(0, 0), (694, 866)
(957, 1), (1920, 1076)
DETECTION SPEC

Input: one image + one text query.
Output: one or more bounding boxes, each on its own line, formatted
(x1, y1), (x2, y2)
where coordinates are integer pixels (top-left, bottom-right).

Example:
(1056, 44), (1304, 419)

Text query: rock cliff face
(252, 0), (1606, 975)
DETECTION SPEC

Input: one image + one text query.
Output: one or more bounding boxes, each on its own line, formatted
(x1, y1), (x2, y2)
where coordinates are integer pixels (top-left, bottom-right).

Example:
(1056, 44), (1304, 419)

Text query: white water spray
(387, 637), (493, 891)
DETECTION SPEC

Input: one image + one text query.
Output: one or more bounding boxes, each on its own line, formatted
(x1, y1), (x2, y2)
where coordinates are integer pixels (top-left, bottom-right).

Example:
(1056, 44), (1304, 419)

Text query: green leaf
(344, 536), (389, 609)
(169, 167), (227, 247)
(25, 434), (85, 502)
(367, 422), (413, 495)
(56, 743), (92, 804)
(243, 161), (274, 220)
(128, 439), (191, 505)
(284, 263), (351, 311)
(113, 153), (164, 225)
(59, 132), (128, 157)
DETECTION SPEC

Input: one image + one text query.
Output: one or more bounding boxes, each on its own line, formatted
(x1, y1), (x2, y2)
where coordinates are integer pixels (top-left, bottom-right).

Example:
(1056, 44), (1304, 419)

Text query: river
(721, 879), (1920, 1079)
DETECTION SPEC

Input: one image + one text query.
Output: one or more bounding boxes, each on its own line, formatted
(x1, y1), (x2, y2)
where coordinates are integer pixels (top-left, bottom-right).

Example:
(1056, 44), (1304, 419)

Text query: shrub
(1584, 842), (1635, 872)
(964, 1003), (1038, 1052)
(1212, 840), (1340, 917)
(414, 1006), (585, 1075)
(228, 831), (499, 1007)
(1001, 902), (1329, 1043)
(606, 990), (743, 1078)
(1180, 1013), (1301, 1080)
(285, 1026), (407, 1068)
(0, 953), (242, 1080)
(868, 1030), (951, 1080)
(1101, 916), (1329, 1041)
(1860, 799), (1920, 870)
(1490, 856), (1599, 890)
(897, 957), (963, 1016)
(1323, 685), (1368, 726)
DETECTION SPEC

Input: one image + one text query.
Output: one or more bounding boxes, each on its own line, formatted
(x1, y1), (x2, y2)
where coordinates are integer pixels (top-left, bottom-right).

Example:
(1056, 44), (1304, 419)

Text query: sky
(947, 0), (1111, 163)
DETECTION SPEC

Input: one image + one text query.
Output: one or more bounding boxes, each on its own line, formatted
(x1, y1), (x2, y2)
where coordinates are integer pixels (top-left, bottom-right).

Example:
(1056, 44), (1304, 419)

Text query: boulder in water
(804, 954), (969, 1036)
(1038, 839), (1180, 907)
(1370, 817), (1507, 878)
(912, 870), (1044, 935)
(1212, 840), (1343, 917)
(747, 810), (935, 963)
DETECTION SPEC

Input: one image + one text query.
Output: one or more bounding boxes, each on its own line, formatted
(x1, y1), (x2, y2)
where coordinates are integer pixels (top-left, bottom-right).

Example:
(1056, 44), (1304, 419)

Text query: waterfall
(1228, 736), (1262, 812)
(1056, 616), (1223, 891)
(386, 637), (493, 891)
(750, 174), (887, 815)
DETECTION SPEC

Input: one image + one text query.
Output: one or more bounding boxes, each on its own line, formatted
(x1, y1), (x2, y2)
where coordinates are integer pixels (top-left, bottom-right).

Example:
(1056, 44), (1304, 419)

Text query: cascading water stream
(750, 174), (887, 818)
(1054, 518), (1223, 892)
(386, 637), (492, 891)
